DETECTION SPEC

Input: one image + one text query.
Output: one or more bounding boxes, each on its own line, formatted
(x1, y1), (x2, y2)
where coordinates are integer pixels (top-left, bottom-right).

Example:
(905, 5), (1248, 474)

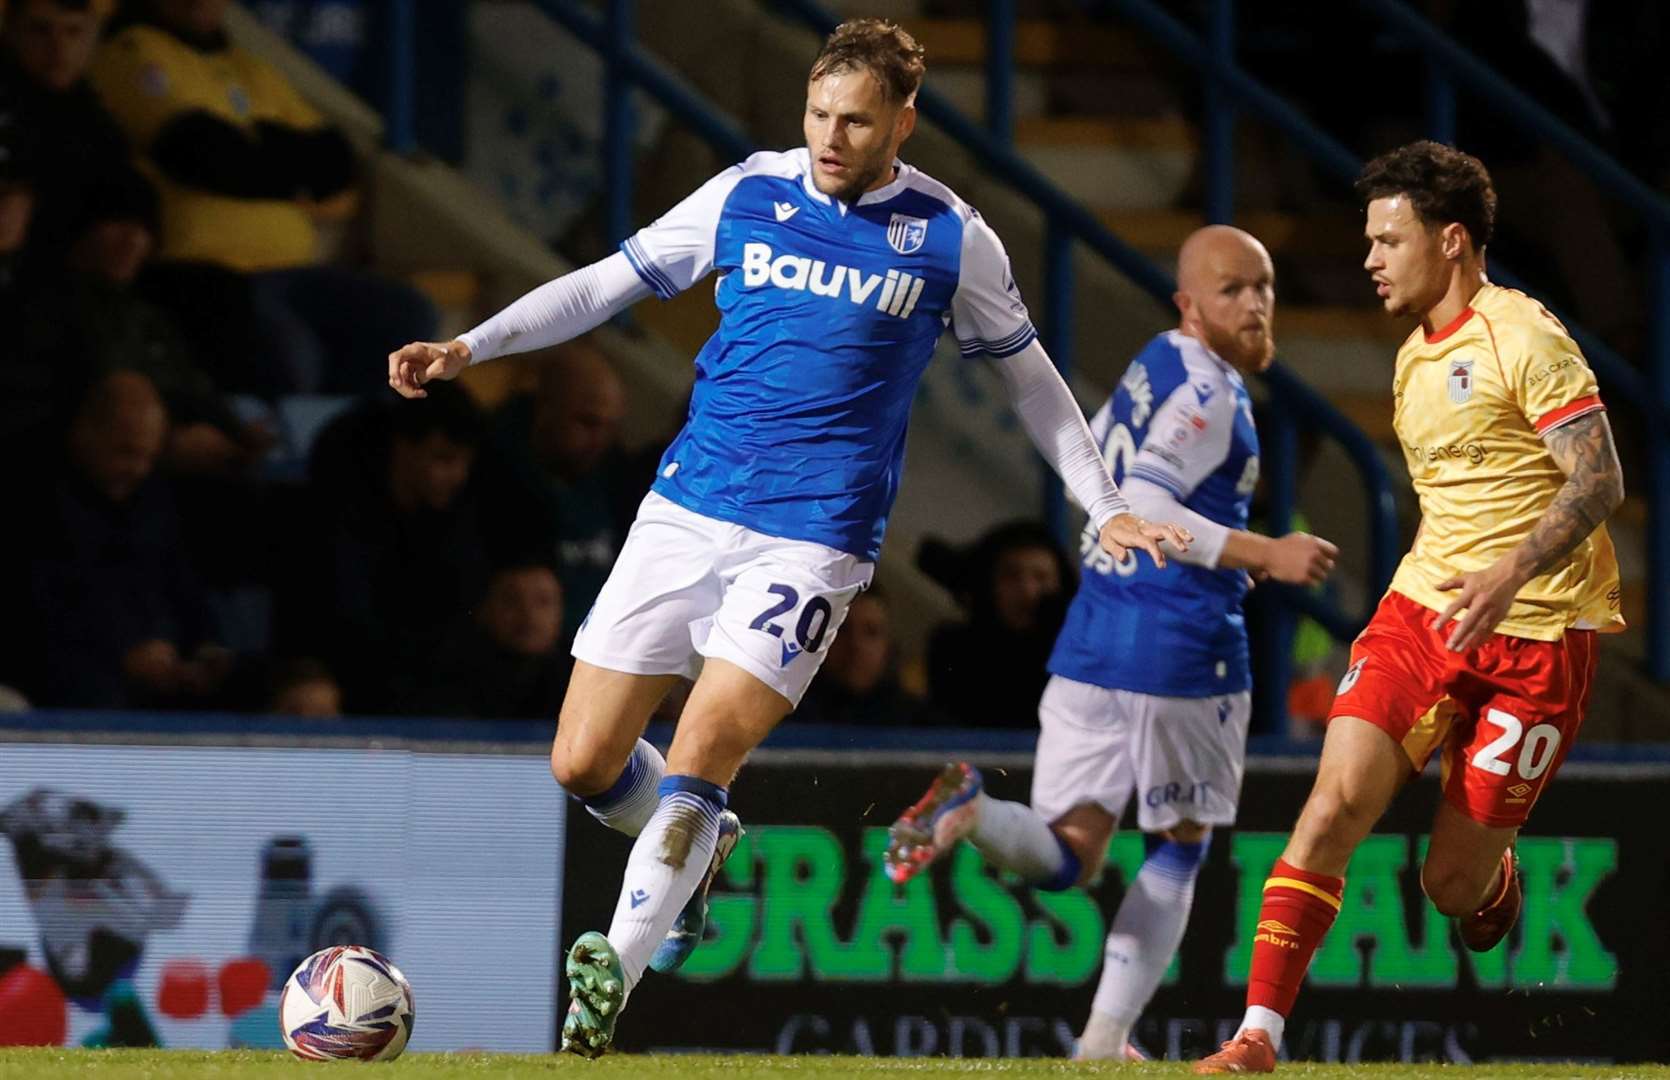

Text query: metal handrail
(535, 0), (758, 310)
(416, 0), (1406, 728)
(1105, 0), (1663, 419)
(1100, 0), (1669, 681)
(767, 1), (1401, 633)
(1361, 0), (1670, 232)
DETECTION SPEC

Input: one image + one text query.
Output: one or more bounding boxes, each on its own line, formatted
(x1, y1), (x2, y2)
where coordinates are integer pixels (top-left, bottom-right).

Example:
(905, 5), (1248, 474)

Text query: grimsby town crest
(1448, 358), (1474, 404)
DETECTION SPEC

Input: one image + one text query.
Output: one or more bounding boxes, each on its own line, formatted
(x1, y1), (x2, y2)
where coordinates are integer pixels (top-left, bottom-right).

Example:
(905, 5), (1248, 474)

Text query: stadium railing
(1083, 0), (1670, 680)
(376, 0), (1402, 730)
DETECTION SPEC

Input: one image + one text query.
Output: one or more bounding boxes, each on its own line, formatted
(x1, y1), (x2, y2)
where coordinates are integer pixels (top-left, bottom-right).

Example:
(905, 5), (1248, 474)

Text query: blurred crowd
(0, 0), (561, 721)
(2, 0), (1206, 732)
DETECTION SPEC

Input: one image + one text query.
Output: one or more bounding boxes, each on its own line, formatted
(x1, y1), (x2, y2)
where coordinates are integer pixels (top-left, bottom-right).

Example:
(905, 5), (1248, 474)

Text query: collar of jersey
(799, 159), (911, 215)
(1422, 304), (1477, 345)
(1169, 328), (1245, 387)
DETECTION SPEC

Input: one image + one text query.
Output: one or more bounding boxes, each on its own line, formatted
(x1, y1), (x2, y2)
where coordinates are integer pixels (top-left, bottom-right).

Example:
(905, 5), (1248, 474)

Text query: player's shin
(606, 775), (726, 991)
(970, 796), (1080, 889)
(1081, 834), (1209, 1058)
(580, 739), (667, 837)
(1240, 857), (1344, 1051)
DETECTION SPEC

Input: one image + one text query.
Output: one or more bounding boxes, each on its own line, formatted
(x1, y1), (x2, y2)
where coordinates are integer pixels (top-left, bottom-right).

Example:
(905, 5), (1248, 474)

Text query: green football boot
(561, 931), (626, 1058)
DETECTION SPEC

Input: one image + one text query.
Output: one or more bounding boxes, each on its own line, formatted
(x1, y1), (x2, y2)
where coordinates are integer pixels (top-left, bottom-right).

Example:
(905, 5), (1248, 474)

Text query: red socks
(1247, 858), (1345, 1017)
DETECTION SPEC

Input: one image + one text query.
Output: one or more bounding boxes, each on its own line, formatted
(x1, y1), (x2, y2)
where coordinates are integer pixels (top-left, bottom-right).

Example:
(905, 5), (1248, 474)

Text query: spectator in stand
(0, 97), (30, 286)
(0, 370), (231, 708)
(286, 382), (494, 711)
(0, 0), (150, 267)
(398, 557), (573, 720)
(921, 521), (1075, 728)
(20, 168), (269, 478)
(0, 102), (39, 457)
(251, 0), (466, 164)
(489, 343), (634, 629)
(263, 657), (341, 717)
(794, 585), (923, 727)
(89, 0), (436, 397)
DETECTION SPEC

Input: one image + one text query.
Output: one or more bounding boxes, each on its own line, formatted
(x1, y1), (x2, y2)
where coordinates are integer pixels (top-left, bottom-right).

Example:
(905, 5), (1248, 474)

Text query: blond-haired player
(390, 18), (1188, 1057)
(1198, 141), (1625, 1074)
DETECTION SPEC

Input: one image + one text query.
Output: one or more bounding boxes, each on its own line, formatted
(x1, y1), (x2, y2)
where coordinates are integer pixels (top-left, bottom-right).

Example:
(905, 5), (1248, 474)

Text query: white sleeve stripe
(971, 322), (1038, 352)
(622, 236), (678, 300)
(1127, 464), (1185, 497)
(957, 323), (1038, 358)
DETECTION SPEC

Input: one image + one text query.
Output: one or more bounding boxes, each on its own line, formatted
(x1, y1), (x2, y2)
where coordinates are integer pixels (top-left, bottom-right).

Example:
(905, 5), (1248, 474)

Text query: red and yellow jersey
(90, 25), (322, 271)
(1388, 283), (1623, 640)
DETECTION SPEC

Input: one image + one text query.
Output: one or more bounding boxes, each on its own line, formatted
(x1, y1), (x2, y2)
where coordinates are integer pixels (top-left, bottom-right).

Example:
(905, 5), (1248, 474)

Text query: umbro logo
(1254, 919), (1301, 950)
(630, 889), (650, 909)
(773, 201), (799, 222)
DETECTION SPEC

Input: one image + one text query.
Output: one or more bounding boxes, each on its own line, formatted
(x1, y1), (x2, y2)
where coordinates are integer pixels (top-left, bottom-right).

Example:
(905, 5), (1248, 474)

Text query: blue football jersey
(1047, 331), (1261, 697)
(620, 149), (1035, 560)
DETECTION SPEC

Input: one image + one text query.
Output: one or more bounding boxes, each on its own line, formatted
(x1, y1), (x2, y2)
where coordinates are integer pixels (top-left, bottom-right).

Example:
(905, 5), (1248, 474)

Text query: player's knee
(1057, 832), (1104, 888)
(1420, 862), (1487, 916)
(549, 743), (623, 797)
(1050, 808), (1115, 887)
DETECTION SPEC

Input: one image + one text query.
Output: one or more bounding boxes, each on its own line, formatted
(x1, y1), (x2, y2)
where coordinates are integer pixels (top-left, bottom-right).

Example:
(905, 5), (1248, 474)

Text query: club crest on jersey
(887, 213), (928, 255)
(1448, 359), (1474, 404)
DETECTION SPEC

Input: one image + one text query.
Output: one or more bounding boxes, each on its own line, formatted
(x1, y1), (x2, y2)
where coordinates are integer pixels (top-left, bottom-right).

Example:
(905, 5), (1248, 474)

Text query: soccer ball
(279, 945), (415, 1061)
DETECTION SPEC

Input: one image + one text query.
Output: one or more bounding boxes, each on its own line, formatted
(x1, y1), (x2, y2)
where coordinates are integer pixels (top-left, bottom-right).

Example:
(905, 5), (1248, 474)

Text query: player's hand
(1431, 559), (1526, 652)
(1099, 513), (1191, 569)
(1263, 532), (1339, 587)
(388, 339), (471, 399)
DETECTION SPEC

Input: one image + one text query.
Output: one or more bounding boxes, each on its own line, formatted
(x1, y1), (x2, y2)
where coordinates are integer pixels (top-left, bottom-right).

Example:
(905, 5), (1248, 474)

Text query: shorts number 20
(749, 584), (833, 653)
(1469, 708), (1562, 780)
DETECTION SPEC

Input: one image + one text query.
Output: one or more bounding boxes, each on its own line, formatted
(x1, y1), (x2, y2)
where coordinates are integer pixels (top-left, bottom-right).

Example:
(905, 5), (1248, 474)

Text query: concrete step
(1015, 114), (1192, 149)
(927, 67), (1049, 124)
(1013, 116), (1196, 209)
(1095, 206), (1370, 260)
(906, 17), (1156, 69)
(821, 0), (928, 18)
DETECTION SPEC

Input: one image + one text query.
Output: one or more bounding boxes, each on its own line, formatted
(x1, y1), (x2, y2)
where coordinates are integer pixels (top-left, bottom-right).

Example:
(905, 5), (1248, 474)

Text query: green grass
(2, 1051), (1669, 1080)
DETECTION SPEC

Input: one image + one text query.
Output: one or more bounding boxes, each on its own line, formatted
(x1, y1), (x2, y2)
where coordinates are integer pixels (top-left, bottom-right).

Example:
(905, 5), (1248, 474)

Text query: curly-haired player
(1196, 140), (1625, 1074)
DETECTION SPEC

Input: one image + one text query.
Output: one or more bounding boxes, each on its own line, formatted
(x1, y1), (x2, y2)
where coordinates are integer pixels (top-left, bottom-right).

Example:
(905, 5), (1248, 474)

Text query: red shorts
(1327, 591), (1597, 828)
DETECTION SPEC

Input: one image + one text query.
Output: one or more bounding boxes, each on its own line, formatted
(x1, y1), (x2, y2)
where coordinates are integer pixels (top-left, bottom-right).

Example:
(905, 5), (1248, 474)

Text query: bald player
(884, 226), (1337, 1061)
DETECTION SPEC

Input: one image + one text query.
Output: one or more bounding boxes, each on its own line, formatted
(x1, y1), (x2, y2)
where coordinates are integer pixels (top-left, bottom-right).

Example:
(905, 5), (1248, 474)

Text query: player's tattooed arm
(1511, 411), (1626, 580)
(1432, 411), (1621, 651)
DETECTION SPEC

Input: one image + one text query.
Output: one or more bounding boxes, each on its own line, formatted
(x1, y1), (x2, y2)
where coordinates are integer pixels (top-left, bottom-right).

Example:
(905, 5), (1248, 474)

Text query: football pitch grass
(3, 1051), (1670, 1079)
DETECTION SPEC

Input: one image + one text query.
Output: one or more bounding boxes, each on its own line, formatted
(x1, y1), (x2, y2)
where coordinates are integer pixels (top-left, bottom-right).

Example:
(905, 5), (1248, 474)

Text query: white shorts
(1031, 674), (1251, 832)
(572, 492), (874, 706)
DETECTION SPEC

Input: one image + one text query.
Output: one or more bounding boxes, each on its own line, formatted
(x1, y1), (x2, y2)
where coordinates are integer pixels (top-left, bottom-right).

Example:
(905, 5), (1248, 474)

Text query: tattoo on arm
(1512, 412), (1626, 580)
